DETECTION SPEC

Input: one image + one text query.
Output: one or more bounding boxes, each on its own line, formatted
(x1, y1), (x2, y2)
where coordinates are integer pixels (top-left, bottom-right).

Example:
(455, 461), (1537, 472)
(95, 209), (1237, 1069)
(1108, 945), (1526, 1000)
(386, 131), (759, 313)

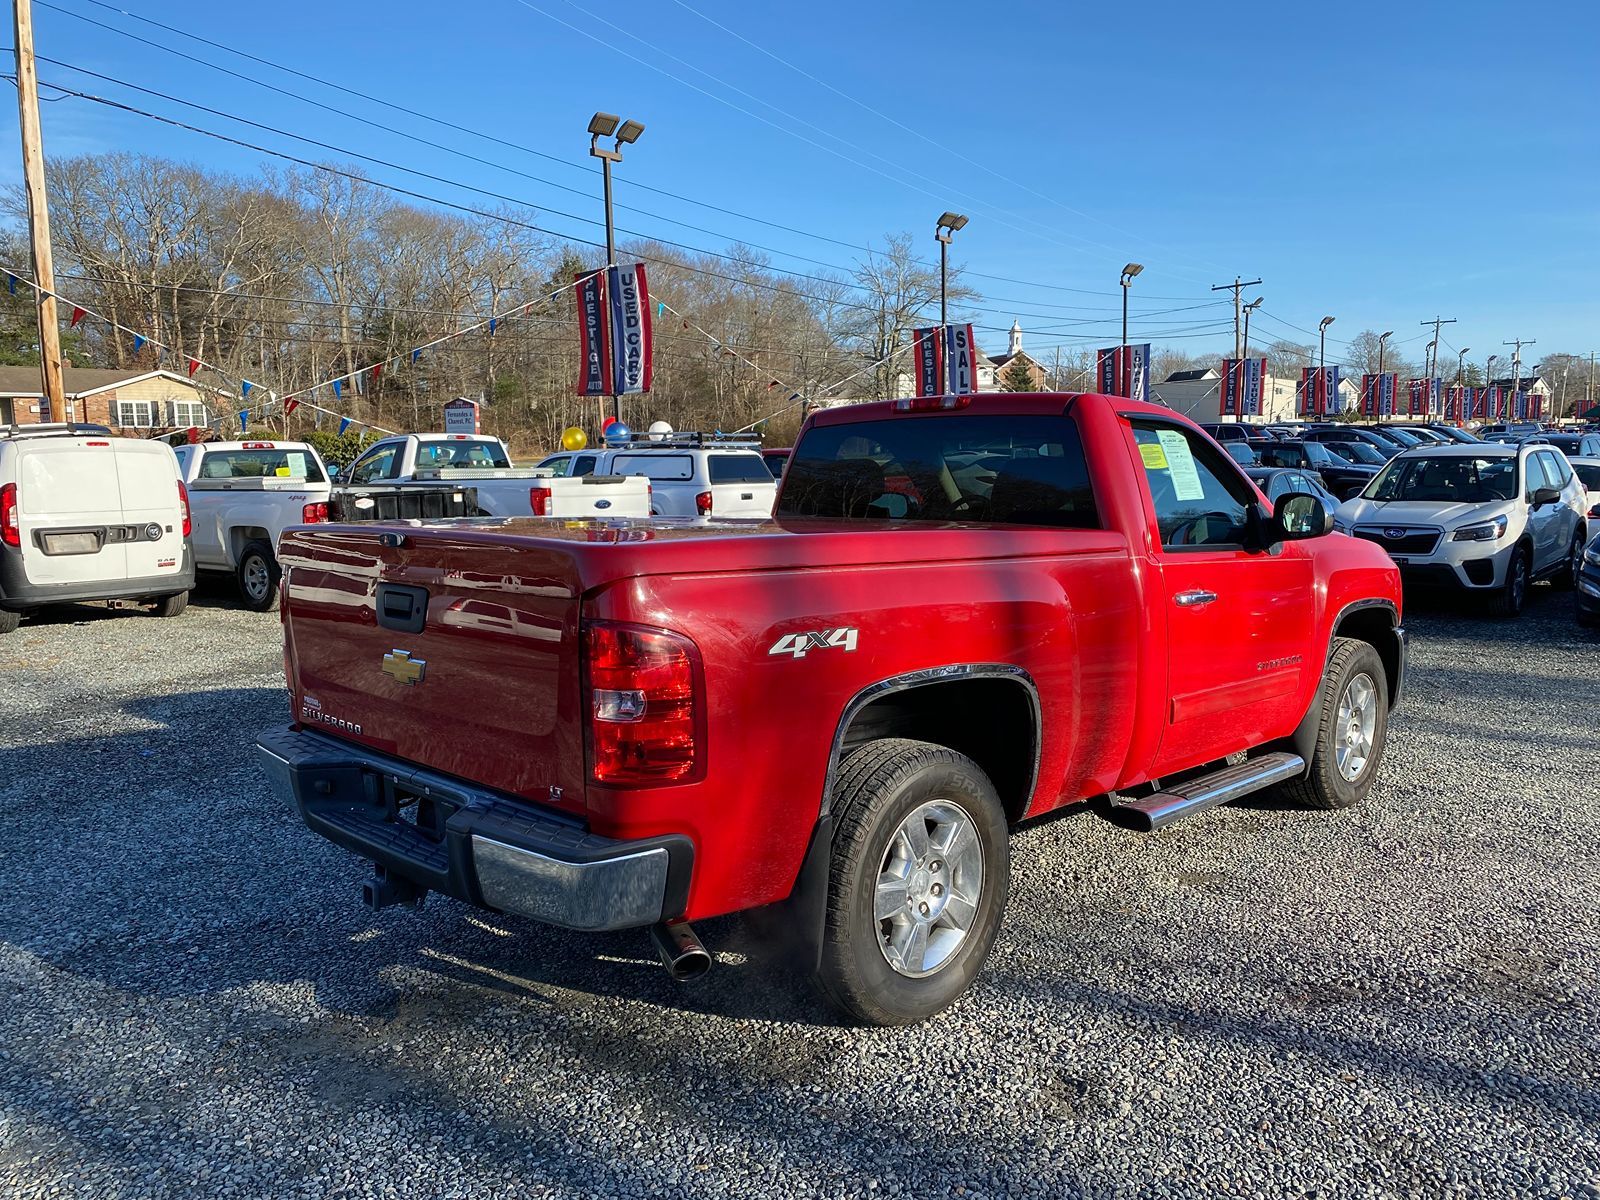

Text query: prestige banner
(912, 327), (945, 397)
(1221, 358), (1266, 417)
(574, 270), (611, 397)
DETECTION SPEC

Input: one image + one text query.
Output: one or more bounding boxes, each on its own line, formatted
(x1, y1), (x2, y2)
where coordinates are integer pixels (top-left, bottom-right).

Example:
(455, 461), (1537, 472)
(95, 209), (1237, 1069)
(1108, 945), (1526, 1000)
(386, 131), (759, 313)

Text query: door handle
(1174, 589), (1218, 607)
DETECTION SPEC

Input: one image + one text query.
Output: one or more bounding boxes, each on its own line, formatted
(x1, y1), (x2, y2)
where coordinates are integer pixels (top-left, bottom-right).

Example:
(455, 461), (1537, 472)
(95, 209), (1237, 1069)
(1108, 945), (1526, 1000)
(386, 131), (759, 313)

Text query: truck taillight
(584, 620), (701, 786)
(177, 480), (192, 538)
(695, 490), (713, 515)
(530, 486), (552, 516)
(0, 483), (17, 548)
(302, 501), (329, 523)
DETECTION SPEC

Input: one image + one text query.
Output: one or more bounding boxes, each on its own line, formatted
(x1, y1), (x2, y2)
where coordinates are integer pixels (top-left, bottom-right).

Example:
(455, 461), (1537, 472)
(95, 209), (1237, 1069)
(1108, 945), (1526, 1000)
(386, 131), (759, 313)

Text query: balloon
(647, 420), (673, 442)
(600, 415), (618, 432)
(560, 426), (588, 451)
(604, 421), (632, 444)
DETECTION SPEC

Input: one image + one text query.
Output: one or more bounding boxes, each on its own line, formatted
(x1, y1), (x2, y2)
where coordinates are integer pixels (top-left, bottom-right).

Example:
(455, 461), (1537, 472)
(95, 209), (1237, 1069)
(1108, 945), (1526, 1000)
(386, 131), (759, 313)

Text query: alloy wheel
(874, 799), (984, 978)
(1334, 671), (1378, 783)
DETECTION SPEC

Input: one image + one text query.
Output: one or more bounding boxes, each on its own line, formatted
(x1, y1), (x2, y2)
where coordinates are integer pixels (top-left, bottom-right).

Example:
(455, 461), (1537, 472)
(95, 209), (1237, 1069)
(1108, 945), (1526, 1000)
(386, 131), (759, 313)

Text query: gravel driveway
(2, 583), (1597, 1199)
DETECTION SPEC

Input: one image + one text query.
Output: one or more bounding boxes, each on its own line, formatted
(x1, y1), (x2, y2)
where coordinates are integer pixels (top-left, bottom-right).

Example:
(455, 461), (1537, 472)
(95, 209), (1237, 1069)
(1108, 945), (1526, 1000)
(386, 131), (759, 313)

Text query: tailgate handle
(375, 583), (429, 634)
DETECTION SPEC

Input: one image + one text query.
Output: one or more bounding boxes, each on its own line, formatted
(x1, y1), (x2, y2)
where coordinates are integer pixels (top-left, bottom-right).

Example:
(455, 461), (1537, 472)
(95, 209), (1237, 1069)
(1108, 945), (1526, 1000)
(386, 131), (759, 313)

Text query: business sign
(1097, 343), (1151, 401)
(1220, 358), (1265, 417)
(574, 270), (611, 397)
(1446, 385), (1468, 423)
(443, 397), (480, 434)
(606, 263), (653, 396)
(945, 324), (979, 395)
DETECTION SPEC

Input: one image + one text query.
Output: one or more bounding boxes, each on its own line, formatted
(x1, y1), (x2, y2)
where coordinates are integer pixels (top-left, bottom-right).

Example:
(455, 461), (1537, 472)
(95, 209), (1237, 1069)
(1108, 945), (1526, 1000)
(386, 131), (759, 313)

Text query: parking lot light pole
(588, 112), (645, 425)
(1376, 331), (1394, 421)
(1120, 264), (1144, 349)
(935, 212), (967, 328)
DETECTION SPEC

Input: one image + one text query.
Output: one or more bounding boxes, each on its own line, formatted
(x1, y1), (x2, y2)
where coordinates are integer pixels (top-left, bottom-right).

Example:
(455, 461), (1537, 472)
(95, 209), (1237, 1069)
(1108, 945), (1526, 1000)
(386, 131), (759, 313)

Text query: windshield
(1380, 428), (1424, 446)
(778, 414), (1098, 527)
(1333, 441), (1387, 465)
(1532, 434), (1582, 453)
(415, 439), (511, 469)
(1366, 455), (1517, 503)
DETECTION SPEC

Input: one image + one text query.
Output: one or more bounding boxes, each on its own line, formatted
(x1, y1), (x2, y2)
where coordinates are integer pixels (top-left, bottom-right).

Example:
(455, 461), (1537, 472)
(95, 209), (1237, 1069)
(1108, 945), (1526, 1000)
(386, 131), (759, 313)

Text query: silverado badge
(382, 649), (427, 685)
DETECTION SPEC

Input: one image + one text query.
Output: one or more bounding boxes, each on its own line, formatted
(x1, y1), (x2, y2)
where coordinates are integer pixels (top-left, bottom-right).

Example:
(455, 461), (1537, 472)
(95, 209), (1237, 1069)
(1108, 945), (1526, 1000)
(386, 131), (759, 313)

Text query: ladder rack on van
(606, 432), (763, 451)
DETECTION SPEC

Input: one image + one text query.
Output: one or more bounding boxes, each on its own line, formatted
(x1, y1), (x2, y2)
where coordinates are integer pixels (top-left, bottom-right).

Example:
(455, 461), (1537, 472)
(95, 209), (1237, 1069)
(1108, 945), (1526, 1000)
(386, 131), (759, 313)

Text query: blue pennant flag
(332, 379), (342, 399)
(656, 301), (665, 318)
(488, 317), (497, 336)
(411, 347), (422, 363)
(132, 334), (146, 353)
(241, 380), (253, 399)
(238, 409), (249, 432)
(338, 417), (351, 436)
(6, 274), (15, 296)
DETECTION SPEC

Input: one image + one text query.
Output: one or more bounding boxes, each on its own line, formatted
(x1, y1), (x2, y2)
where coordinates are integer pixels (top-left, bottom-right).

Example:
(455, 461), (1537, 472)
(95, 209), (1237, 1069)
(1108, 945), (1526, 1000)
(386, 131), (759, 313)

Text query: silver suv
(1334, 442), (1589, 617)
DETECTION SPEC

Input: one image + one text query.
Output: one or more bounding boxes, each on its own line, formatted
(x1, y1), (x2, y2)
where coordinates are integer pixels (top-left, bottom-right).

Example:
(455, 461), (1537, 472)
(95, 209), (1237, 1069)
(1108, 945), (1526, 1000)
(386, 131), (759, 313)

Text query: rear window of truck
(708, 454), (773, 484)
(613, 453), (694, 481)
(415, 440), (511, 469)
(196, 448), (326, 482)
(778, 414), (1098, 528)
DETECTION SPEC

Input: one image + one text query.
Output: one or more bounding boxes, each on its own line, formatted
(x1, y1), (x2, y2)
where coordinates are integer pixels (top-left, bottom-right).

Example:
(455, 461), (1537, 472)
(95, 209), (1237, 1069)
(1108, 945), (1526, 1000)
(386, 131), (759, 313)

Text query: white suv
(538, 437), (776, 518)
(1335, 442), (1589, 617)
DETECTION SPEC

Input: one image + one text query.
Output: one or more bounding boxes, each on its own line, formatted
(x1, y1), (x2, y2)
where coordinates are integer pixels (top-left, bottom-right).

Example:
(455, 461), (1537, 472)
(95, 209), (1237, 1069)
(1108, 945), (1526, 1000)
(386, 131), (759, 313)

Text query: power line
(42, 0), (1214, 305)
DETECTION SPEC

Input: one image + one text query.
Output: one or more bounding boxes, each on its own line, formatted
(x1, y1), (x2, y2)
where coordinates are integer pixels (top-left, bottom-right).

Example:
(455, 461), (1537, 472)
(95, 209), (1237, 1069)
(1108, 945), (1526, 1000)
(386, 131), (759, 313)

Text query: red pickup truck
(257, 392), (1405, 1024)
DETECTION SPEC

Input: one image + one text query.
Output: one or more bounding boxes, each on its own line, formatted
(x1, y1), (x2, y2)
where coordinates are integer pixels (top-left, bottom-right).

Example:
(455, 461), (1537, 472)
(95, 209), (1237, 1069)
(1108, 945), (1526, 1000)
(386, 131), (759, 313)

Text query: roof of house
(1489, 376), (1548, 390)
(989, 350), (1041, 369)
(0, 367), (217, 399)
(1164, 368), (1218, 383)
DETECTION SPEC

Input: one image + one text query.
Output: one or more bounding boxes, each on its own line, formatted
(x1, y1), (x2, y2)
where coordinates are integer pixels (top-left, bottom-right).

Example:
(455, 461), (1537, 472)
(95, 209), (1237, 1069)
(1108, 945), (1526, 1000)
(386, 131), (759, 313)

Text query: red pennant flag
(283, 397), (300, 414)
(187, 358), (200, 377)
(768, 380), (779, 389)
(371, 362), (383, 382)
(69, 306), (85, 328)
(523, 303), (533, 317)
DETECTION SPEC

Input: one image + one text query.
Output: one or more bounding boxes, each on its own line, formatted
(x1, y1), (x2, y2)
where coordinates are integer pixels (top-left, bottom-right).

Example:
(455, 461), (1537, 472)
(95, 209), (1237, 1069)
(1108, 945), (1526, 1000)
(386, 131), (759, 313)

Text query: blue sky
(6, 0), (1598, 371)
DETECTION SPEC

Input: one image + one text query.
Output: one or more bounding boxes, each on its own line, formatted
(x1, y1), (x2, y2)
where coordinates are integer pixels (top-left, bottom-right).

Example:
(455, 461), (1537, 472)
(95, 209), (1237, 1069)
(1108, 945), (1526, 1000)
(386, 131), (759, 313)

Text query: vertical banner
(1428, 378), (1442, 417)
(1241, 358), (1265, 417)
(1361, 373), (1379, 418)
(1379, 373), (1396, 418)
(1221, 358), (1239, 416)
(1407, 378), (1427, 417)
(1513, 390), (1528, 420)
(1096, 346), (1118, 395)
(1481, 386), (1500, 420)
(574, 270), (611, 397)
(1298, 368), (1313, 417)
(944, 324), (979, 395)
(1528, 391), (1544, 419)
(912, 327), (944, 397)
(1325, 366), (1341, 415)
(606, 263), (652, 395)
(1300, 366), (1337, 417)
(1096, 345), (1150, 400)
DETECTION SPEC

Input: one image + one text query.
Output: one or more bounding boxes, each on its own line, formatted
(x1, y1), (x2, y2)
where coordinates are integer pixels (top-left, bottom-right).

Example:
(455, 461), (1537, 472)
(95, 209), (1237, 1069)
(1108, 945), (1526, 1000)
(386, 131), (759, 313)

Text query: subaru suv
(1334, 442), (1589, 617)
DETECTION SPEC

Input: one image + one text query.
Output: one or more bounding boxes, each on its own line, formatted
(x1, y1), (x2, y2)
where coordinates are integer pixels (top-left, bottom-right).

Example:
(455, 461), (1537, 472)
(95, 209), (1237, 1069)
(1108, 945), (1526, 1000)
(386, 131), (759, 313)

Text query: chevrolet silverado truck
(257, 392), (1406, 1025)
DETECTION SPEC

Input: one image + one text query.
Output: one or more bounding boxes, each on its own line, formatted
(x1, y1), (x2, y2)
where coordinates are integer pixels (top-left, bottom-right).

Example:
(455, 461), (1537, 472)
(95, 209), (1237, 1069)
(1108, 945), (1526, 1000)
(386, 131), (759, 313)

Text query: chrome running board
(1115, 752), (1306, 832)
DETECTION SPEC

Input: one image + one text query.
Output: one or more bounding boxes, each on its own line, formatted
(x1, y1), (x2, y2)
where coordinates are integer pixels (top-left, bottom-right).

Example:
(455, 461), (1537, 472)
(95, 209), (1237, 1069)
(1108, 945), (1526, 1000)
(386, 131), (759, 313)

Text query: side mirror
(1273, 492), (1334, 541)
(1532, 485), (1561, 507)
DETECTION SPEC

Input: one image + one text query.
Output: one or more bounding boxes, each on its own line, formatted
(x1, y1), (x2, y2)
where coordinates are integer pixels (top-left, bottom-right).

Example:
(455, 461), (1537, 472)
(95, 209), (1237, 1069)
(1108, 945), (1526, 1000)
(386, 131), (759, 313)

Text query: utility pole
(1587, 350), (1596, 421)
(1212, 275), (1263, 359)
(1420, 315), (1456, 381)
(1504, 337), (1534, 422)
(12, 0), (66, 423)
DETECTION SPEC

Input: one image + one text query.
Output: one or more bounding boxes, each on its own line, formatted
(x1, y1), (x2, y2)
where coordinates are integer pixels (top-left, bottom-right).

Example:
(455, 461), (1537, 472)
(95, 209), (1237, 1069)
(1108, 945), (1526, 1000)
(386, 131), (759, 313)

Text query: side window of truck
(1131, 422), (1253, 549)
(349, 444), (400, 485)
(572, 455), (598, 476)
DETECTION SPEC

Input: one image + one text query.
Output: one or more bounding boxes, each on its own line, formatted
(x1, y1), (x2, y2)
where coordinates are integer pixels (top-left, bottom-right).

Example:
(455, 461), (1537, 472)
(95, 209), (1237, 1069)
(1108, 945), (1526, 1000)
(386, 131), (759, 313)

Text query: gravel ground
(1, 579), (1597, 1199)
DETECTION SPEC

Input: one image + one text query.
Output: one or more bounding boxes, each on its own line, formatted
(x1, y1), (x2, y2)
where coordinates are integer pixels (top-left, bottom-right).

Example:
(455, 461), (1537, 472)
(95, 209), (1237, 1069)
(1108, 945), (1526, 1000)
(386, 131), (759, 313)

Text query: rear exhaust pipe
(651, 919), (712, 981)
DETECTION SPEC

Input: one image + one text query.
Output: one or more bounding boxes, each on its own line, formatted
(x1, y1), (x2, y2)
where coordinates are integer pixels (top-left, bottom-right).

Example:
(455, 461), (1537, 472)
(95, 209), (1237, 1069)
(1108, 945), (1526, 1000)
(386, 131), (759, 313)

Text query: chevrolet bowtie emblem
(382, 649), (427, 685)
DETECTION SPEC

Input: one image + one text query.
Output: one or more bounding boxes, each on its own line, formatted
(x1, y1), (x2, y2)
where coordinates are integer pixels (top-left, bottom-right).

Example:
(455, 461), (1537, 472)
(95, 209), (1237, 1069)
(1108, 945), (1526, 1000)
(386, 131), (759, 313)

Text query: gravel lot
(1, 579), (1597, 1199)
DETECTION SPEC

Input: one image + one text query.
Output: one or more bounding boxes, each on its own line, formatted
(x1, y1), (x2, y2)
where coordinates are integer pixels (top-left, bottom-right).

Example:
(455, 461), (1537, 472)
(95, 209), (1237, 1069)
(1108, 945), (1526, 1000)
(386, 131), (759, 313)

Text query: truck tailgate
(277, 524), (587, 816)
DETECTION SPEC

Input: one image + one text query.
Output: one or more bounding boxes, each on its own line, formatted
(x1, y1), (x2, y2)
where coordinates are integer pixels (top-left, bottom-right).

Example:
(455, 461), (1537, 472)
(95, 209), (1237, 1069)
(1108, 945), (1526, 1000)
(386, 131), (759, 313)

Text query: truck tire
(151, 591), (189, 619)
(0, 609), (19, 635)
(1277, 638), (1389, 811)
(814, 738), (1009, 1026)
(236, 540), (280, 612)
(1485, 544), (1529, 618)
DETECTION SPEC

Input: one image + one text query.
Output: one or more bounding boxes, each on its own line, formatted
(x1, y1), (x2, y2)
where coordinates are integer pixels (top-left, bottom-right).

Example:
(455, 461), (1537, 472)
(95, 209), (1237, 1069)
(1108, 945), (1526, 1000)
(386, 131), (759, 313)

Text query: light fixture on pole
(1317, 316), (1335, 368)
(1236, 297), (1263, 423)
(1456, 347), (1470, 385)
(588, 112), (645, 424)
(1377, 330), (1394, 378)
(935, 212), (967, 328)
(1120, 263), (1144, 349)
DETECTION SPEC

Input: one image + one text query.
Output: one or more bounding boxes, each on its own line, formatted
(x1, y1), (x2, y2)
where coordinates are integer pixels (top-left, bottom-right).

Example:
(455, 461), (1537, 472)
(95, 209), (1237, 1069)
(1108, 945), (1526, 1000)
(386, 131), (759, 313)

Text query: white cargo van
(0, 425), (193, 633)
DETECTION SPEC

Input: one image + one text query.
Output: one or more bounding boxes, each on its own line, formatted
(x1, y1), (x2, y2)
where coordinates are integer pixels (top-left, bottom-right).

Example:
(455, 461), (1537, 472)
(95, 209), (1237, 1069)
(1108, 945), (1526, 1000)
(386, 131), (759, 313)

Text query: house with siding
(0, 366), (217, 433)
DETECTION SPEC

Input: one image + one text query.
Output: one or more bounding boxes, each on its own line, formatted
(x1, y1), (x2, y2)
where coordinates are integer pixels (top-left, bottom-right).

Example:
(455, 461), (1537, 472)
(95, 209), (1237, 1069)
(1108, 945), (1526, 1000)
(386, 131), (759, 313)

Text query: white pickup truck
(340, 433), (650, 518)
(173, 440), (333, 611)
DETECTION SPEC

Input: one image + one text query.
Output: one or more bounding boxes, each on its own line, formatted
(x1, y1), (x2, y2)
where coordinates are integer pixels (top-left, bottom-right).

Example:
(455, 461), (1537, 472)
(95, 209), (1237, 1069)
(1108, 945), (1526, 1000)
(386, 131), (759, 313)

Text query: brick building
(0, 366), (217, 433)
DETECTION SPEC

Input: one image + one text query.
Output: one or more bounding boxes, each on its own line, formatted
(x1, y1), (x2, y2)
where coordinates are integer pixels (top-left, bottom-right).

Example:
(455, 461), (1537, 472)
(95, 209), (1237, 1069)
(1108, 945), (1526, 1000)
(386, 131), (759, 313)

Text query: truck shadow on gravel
(0, 687), (837, 1029)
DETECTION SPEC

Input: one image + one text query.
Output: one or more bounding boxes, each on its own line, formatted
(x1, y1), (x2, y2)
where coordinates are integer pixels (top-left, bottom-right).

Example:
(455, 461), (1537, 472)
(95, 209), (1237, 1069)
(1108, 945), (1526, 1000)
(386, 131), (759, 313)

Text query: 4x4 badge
(382, 649), (427, 685)
(768, 628), (859, 659)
